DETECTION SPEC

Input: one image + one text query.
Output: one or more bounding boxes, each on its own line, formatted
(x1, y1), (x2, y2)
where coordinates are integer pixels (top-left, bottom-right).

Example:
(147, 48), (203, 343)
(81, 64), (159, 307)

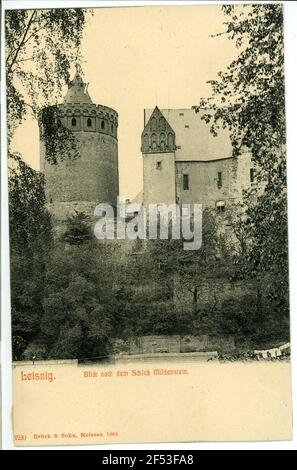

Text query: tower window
(111, 124), (114, 133)
(101, 120), (105, 130)
(156, 161), (162, 170)
(250, 168), (255, 183)
(71, 117), (77, 127)
(216, 200), (225, 213)
(183, 174), (189, 191)
(87, 118), (92, 127)
(217, 172), (222, 188)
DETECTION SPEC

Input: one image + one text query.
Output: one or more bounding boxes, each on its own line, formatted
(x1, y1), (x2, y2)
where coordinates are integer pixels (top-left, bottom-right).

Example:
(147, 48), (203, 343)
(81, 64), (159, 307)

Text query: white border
(1, 0), (297, 450)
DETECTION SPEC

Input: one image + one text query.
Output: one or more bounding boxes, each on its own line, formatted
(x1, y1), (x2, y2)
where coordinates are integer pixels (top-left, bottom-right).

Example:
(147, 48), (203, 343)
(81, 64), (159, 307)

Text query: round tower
(40, 72), (119, 219)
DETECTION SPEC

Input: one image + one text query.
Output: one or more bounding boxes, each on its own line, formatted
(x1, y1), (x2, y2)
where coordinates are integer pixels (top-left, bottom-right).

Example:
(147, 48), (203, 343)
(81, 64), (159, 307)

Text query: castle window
(216, 200), (225, 213)
(183, 174), (189, 191)
(185, 125), (189, 128)
(250, 168), (255, 183)
(101, 120), (105, 130)
(156, 161), (162, 170)
(111, 124), (114, 133)
(87, 118), (92, 127)
(217, 172), (222, 188)
(179, 112), (184, 116)
(71, 117), (77, 127)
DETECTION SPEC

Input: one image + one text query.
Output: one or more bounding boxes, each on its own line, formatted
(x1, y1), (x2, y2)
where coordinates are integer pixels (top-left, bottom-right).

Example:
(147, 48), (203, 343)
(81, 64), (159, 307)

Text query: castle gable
(141, 106), (176, 154)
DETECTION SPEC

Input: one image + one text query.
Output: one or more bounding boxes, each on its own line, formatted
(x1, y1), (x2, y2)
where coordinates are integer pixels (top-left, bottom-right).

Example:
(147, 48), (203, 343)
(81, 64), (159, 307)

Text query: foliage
(39, 106), (80, 164)
(40, 241), (114, 360)
(9, 153), (53, 358)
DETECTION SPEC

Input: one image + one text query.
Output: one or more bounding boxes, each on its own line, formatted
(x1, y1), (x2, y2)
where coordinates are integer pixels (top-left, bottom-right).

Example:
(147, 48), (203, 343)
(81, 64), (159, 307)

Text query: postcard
(2, 1), (293, 446)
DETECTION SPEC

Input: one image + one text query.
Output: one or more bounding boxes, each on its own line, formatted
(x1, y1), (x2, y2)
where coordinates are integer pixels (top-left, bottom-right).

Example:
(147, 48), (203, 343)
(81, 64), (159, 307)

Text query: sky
(11, 4), (238, 199)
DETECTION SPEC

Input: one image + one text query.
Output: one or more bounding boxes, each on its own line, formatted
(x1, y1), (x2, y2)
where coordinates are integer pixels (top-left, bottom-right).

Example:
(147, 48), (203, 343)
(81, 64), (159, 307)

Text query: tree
(9, 153), (53, 359)
(195, 4), (289, 326)
(6, 8), (91, 162)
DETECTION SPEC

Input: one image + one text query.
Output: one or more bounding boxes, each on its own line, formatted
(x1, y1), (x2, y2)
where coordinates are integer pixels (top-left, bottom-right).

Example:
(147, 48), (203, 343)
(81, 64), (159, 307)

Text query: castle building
(141, 106), (254, 212)
(40, 72), (119, 218)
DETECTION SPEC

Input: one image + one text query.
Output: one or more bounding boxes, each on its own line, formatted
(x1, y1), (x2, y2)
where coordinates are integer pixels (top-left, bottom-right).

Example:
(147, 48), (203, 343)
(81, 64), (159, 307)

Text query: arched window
(150, 117), (157, 131)
(143, 133), (149, 151)
(111, 124), (114, 133)
(167, 132), (174, 148)
(87, 118), (92, 127)
(160, 132), (166, 150)
(71, 117), (77, 127)
(101, 120), (105, 130)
